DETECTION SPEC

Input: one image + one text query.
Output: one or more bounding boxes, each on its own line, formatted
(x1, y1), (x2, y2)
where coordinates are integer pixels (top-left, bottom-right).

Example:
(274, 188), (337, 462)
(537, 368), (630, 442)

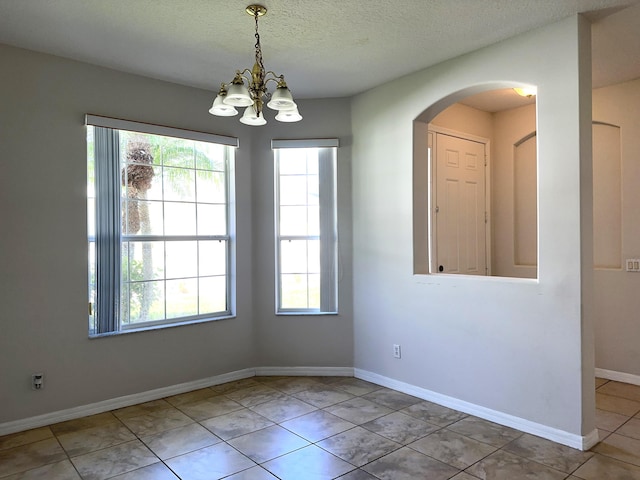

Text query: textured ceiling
(0, 0), (638, 100)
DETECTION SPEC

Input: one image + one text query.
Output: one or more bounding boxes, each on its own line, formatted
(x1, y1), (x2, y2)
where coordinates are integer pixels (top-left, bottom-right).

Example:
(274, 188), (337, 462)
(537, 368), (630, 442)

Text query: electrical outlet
(393, 344), (401, 359)
(626, 259), (640, 272)
(32, 373), (44, 390)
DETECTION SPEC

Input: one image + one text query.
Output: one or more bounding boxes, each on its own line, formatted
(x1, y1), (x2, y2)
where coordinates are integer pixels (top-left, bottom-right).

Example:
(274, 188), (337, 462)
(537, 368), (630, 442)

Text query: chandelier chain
(254, 12), (265, 83)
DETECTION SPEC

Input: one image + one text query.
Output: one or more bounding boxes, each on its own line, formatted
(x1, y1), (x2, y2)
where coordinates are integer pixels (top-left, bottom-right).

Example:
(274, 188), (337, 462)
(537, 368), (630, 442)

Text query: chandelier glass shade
(209, 4), (302, 126)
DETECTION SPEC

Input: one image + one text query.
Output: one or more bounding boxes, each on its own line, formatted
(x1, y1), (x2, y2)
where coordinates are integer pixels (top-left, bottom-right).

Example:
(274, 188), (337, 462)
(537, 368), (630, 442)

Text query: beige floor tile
(592, 432), (640, 467)
(331, 378), (383, 396)
(164, 388), (219, 406)
(447, 416), (523, 448)
(597, 428), (612, 443)
(227, 425), (309, 463)
(223, 466), (279, 479)
(338, 469), (378, 479)
(50, 412), (120, 435)
(177, 396), (244, 421)
(119, 407), (193, 436)
(617, 417), (640, 441)
(70, 439), (158, 480)
(595, 408), (630, 431)
(249, 396), (317, 423)
(165, 442), (256, 480)
(201, 409), (274, 440)
(225, 385), (288, 407)
(401, 400), (468, 427)
(573, 453), (640, 479)
(503, 433), (593, 473)
(291, 385), (355, 408)
(112, 399), (174, 420)
(361, 411), (439, 444)
(0, 438), (67, 478)
(106, 462), (179, 479)
(317, 426), (400, 467)
(0, 427), (53, 451)
(280, 410), (355, 443)
(57, 421), (135, 456)
(363, 446), (459, 480)
(596, 392), (640, 416)
(409, 429), (496, 469)
(9, 376), (640, 480)
(466, 449), (566, 480)
(362, 388), (422, 410)
(597, 381), (640, 402)
(324, 397), (393, 425)
(263, 444), (354, 480)
(450, 473), (481, 480)
(209, 378), (259, 395)
(264, 377), (324, 394)
(140, 422), (220, 460)
(1, 459), (80, 480)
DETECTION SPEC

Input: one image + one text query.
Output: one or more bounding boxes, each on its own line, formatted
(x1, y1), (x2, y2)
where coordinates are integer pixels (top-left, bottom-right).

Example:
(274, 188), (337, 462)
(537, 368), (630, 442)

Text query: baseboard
(354, 368), (595, 451)
(255, 366), (354, 377)
(0, 368), (256, 437)
(595, 368), (640, 386)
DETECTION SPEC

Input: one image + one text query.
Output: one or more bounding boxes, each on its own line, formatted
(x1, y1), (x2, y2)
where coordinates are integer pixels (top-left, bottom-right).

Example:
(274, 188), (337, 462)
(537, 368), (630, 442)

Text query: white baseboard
(255, 366), (354, 377)
(595, 368), (640, 386)
(354, 368), (597, 451)
(0, 368), (256, 437)
(1, 364), (598, 451)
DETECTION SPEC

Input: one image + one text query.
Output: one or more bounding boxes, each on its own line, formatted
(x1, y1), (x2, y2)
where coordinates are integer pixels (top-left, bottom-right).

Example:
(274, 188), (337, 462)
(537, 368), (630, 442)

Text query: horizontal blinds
(85, 114), (239, 147)
(271, 138), (339, 149)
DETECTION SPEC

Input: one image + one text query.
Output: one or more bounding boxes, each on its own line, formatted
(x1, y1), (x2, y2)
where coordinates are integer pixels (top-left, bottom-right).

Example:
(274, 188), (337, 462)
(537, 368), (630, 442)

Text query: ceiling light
(513, 86), (537, 98)
(209, 4), (301, 126)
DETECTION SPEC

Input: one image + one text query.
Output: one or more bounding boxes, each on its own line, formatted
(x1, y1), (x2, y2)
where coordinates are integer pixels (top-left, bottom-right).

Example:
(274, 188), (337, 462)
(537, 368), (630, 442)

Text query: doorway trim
(427, 124), (492, 275)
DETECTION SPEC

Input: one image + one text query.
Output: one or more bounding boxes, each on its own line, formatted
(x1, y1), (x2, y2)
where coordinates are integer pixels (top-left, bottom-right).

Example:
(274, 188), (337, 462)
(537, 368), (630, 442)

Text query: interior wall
(430, 103), (494, 140)
(592, 78), (640, 378)
(352, 15), (594, 442)
(492, 104), (538, 278)
(250, 100), (354, 369)
(0, 43), (353, 426)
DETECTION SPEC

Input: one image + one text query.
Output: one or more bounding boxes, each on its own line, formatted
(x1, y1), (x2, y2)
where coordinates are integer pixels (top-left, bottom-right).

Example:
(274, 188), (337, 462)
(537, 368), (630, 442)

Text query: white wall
(0, 44), (353, 426)
(352, 15), (595, 445)
(593, 78), (640, 378)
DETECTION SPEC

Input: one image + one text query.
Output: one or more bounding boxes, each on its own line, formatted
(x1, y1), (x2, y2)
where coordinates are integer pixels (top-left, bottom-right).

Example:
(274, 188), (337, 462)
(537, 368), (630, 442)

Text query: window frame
(86, 115), (238, 336)
(272, 139), (339, 315)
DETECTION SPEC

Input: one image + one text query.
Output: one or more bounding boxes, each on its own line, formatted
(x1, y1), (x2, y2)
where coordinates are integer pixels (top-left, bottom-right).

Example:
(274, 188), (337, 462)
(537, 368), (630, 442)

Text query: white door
(433, 132), (487, 275)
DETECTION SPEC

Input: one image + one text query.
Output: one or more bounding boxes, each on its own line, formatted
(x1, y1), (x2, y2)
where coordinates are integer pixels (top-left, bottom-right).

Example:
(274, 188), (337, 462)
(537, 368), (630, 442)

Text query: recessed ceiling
(0, 0), (638, 99)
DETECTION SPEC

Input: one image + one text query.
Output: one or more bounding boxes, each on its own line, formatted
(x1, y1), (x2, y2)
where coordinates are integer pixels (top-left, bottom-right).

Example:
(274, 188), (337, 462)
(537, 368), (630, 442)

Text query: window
(273, 139), (338, 314)
(87, 115), (237, 335)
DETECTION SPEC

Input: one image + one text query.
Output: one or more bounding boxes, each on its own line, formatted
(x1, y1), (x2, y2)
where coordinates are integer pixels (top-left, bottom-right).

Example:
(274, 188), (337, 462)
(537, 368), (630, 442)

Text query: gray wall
(250, 102), (354, 369)
(351, 15), (594, 440)
(0, 44), (353, 425)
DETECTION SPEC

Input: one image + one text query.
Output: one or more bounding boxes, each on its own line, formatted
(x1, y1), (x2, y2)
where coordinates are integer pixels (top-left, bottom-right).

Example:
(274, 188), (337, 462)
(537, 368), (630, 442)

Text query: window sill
(89, 314), (235, 339)
(275, 311), (339, 316)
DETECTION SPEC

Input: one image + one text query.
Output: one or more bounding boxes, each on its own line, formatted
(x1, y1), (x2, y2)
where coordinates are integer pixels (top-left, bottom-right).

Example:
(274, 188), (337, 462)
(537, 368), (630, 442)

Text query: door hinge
(485, 211), (488, 224)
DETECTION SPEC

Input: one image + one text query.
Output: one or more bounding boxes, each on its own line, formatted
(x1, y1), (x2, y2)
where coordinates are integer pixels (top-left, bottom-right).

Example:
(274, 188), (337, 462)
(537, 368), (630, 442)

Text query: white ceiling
(0, 0), (638, 102)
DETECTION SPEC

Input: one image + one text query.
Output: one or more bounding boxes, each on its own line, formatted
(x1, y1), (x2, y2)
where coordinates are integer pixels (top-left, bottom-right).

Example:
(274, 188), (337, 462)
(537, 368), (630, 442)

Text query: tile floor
(1, 376), (640, 479)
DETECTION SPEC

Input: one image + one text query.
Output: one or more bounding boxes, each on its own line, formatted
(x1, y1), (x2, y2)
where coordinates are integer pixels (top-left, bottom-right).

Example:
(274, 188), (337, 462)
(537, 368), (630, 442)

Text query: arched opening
(413, 84), (538, 279)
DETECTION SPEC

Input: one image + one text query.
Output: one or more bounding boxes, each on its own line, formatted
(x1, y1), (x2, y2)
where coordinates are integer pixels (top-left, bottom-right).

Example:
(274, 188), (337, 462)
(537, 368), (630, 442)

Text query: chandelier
(208, 4), (302, 126)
